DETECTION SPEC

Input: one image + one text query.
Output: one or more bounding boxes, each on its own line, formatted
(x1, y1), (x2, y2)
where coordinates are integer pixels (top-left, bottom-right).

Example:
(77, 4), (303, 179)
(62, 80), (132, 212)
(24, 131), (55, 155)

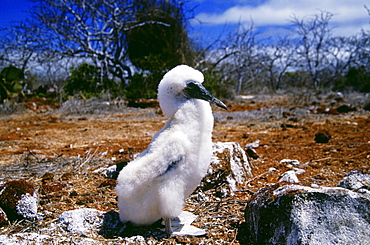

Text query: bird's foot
(164, 217), (173, 234)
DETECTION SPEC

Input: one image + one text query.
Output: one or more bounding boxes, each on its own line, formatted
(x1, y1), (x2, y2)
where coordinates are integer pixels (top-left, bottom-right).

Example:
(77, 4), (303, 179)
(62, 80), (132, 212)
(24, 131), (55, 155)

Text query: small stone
(280, 159), (300, 166)
(123, 235), (146, 244)
(245, 140), (260, 149)
(336, 104), (356, 113)
(106, 162), (128, 180)
(171, 211), (207, 236)
(293, 168), (305, 175)
(41, 172), (55, 183)
(246, 148), (259, 159)
(314, 131), (331, 143)
(105, 165), (118, 179)
(279, 170), (300, 183)
(196, 192), (206, 202)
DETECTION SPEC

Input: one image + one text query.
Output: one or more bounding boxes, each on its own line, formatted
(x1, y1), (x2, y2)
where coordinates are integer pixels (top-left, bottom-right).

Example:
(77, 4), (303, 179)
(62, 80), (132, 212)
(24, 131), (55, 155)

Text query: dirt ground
(0, 94), (369, 244)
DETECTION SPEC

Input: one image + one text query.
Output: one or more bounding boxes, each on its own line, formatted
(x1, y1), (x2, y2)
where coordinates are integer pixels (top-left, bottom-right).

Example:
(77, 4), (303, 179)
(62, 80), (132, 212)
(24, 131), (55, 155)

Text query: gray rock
(206, 142), (252, 196)
(280, 159), (300, 166)
(239, 183), (370, 245)
(58, 208), (105, 236)
(16, 192), (39, 220)
(98, 210), (126, 237)
(245, 139), (260, 149)
(105, 165), (118, 179)
(279, 170), (300, 183)
(338, 170), (370, 194)
(105, 162), (129, 180)
(279, 169), (305, 183)
(58, 208), (125, 238)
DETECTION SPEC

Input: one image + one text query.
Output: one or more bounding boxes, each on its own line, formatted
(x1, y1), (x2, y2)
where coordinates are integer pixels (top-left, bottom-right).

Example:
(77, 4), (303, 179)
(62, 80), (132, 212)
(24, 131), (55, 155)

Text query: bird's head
(158, 65), (227, 117)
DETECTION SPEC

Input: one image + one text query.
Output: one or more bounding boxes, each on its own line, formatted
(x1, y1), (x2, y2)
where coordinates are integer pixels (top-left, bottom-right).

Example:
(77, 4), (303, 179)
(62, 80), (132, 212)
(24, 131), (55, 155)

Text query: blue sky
(0, 0), (32, 28)
(1, 0), (369, 42)
(188, 0), (370, 42)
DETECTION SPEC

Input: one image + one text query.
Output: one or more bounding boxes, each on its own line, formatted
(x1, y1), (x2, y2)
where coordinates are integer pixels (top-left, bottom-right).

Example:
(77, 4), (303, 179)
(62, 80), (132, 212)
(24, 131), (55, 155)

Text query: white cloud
(194, 0), (369, 36)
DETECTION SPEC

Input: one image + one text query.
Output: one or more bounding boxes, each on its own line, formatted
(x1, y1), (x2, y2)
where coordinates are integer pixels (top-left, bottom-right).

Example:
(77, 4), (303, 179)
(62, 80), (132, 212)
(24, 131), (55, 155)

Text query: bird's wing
(116, 129), (189, 198)
(158, 156), (183, 177)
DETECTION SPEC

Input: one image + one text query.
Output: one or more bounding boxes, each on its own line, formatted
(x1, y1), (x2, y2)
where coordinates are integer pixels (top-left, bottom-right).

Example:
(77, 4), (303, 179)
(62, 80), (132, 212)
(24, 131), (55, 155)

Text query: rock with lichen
(202, 142), (252, 196)
(338, 170), (370, 194)
(0, 180), (38, 221)
(238, 183), (370, 245)
(58, 208), (105, 237)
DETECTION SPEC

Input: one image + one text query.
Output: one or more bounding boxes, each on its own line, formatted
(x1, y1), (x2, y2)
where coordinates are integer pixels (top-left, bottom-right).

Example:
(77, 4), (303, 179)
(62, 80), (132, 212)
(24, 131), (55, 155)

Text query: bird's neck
(172, 99), (214, 137)
(172, 99), (214, 178)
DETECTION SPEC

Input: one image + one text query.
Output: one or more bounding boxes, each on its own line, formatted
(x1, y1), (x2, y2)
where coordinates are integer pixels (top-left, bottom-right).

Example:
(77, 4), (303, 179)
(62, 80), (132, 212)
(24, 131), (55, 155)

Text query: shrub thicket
(63, 63), (121, 99)
(124, 72), (161, 100)
(0, 66), (25, 101)
(334, 67), (370, 92)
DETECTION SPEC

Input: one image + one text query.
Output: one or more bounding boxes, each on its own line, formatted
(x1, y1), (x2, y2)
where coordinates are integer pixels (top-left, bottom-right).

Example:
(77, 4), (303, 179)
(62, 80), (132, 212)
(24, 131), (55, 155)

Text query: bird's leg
(164, 217), (173, 234)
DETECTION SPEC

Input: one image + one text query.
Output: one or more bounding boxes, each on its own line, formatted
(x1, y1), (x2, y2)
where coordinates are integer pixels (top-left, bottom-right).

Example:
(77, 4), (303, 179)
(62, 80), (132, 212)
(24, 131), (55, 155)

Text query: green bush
(0, 66), (25, 102)
(124, 73), (160, 100)
(64, 63), (120, 99)
(126, 0), (193, 74)
(334, 67), (370, 92)
(202, 70), (234, 100)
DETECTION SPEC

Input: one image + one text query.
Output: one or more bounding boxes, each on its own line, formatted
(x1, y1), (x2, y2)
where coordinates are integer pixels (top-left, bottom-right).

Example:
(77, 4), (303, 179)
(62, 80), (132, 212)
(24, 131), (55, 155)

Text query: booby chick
(115, 65), (227, 234)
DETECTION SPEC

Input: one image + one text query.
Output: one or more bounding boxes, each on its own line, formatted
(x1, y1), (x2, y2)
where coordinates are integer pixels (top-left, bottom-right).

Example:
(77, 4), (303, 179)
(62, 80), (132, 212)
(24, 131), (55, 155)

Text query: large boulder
(238, 183), (370, 245)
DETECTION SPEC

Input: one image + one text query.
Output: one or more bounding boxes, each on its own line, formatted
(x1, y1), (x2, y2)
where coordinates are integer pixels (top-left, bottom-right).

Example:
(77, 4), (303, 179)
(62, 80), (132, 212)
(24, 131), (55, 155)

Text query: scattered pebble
(314, 132), (331, 143)
(245, 140), (260, 149)
(311, 184), (320, 188)
(280, 159), (300, 166)
(279, 170), (300, 183)
(246, 148), (259, 159)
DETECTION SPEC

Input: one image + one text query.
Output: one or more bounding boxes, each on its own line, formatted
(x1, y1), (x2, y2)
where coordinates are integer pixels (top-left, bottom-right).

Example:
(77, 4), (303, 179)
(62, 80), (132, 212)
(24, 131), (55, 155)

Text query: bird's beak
(183, 81), (228, 110)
